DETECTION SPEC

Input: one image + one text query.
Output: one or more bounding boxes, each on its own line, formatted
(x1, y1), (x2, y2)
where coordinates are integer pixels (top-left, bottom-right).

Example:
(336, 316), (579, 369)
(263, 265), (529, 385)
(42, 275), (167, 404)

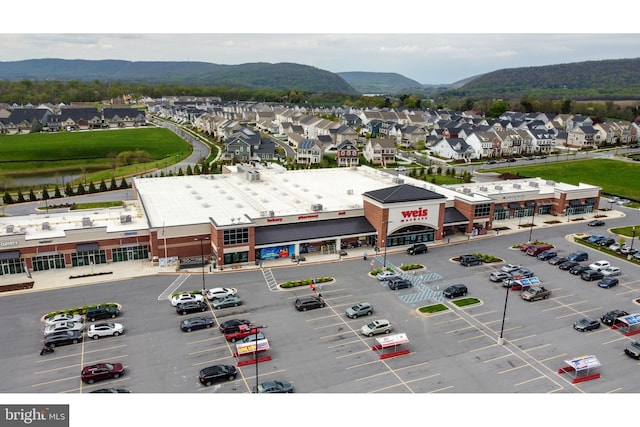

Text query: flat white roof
(133, 165), (468, 229)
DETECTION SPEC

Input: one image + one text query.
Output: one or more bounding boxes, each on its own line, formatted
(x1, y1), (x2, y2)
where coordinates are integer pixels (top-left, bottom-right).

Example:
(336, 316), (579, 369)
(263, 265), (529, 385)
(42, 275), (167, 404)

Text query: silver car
(44, 321), (84, 337)
(360, 319), (393, 337)
(345, 302), (373, 319)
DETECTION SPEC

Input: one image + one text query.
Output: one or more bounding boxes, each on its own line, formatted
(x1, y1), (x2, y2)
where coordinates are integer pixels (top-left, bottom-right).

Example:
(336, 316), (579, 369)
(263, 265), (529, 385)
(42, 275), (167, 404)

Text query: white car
(44, 321), (84, 337)
(171, 293), (204, 307)
(588, 260), (611, 271)
(45, 313), (83, 327)
(360, 319), (393, 337)
(490, 271), (511, 282)
(87, 322), (124, 339)
(206, 287), (238, 301)
(609, 243), (621, 252)
(501, 263), (520, 273)
(376, 271), (398, 281)
(601, 266), (621, 277)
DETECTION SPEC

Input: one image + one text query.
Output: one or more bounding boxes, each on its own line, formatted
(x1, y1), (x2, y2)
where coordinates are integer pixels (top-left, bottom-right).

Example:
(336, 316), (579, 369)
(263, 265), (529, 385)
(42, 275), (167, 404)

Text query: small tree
(3, 192), (14, 204)
(88, 182), (98, 193)
(76, 183), (86, 195)
(17, 191), (25, 203)
(109, 177), (118, 191)
(119, 178), (129, 189)
(42, 187), (50, 200)
(99, 179), (108, 192)
(54, 186), (62, 198)
(186, 164), (193, 175)
(65, 183), (74, 197)
(29, 189), (37, 201)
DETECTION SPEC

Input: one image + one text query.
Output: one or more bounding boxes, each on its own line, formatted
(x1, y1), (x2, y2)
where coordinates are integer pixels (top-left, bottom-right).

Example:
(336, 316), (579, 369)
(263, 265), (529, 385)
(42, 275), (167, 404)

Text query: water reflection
(8, 174), (84, 187)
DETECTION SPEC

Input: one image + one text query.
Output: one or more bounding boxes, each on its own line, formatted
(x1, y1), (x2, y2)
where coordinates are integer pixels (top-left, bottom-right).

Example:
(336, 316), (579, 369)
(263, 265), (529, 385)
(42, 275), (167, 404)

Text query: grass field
(0, 128), (191, 179)
(487, 158), (640, 201)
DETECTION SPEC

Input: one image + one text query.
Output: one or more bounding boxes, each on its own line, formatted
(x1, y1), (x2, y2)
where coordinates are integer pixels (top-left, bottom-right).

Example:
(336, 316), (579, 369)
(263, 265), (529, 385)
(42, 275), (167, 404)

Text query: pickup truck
(224, 325), (262, 343)
(520, 286), (551, 301)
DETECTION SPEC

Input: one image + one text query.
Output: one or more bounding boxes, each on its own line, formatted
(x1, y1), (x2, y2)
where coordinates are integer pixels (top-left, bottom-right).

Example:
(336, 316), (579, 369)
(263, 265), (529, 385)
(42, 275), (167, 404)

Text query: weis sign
(400, 207), (428, 222)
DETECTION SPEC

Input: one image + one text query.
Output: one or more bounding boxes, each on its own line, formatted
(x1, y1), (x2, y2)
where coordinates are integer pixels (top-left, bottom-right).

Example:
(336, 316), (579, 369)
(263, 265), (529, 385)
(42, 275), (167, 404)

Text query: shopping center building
(0, 164), (602, 276)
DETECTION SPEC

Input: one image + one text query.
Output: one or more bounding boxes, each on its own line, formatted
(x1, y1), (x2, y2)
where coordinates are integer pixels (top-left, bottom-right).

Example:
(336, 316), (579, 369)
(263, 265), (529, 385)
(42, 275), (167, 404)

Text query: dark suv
(86, 305), (120, 322)
(459, 255), (483, 266)
(294, 295), (325, 311)
(601, 309), (629, 326)
(387, 278), (412, 290)
(407, 243), (428, 255)
(443, 284), (468, 298)
(567, 251), (588, 262)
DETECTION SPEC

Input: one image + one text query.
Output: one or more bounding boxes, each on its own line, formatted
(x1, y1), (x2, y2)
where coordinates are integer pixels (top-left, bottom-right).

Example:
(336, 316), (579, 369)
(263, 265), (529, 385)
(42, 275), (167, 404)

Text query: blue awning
(508, 202), (521, 209)
(569, 200), (582, 207)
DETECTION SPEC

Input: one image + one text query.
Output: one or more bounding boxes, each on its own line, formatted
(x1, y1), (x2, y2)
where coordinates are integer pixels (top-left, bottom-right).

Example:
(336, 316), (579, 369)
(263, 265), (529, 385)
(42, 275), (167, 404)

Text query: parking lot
(4, 218), (640, 396)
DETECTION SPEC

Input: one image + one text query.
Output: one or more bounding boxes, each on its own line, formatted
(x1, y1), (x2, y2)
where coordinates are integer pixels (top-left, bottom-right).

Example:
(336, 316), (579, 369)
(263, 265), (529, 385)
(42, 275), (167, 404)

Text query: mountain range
(1, 57), (639, 99)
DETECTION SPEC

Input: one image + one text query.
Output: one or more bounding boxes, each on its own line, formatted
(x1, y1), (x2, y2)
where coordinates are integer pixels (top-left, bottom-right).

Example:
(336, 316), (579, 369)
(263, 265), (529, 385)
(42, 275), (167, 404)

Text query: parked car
(87, 322), (124, 339)
(619, 245), (638, 255)
(205, 287), (237, 301)
(548, 256), (569, 266)
(559, 260), (580, 271)
(573, 317), (601, 332)
(225, 325), (261, 342)
(537, 250), (557, 261)
(588, 219), (605, 227)
(180, 316), (215, 332)
(609, 243), (621, 252)
(624, 341), (640, 359)
(90, 388), (130, 393)
(253, 380), (293, 393)
(601, 266), (621, 277)
(598, 277), (619, 289)
(407, 243), (428, 255)
(387, 278), (412, 290)
(599, 238), (615, 247)
(443, 284), (468, 298)
(589, 260), (611, 271)
(45, 313), (82, 326)
(569, 264), (590, 275)
(601, 309), (629, 326)
(44, 321), (84, 337)
(376, 271), (398, 281)
(489, 271), (511, 282)
(566, 251), (589, 262)
(294, 295), (325, 311)
(171, 292), (204, 307)
(219, 319), (253, 334)
(511, 268), (535, 278)
(198, 365), (237, 386)
(176, 300), (208, 315)
(345, 302), (374, 319)
(211, 295), (242, 309)
(459, 255), (483, 266)
(85, 305), (120, 322)
(43, 330), (83, 348)
(587, 235), (606, 244)
(501, 263), (520, 273)
(240, 332), (265, 344)
(81, 362), (125, 384)
(360, 319), (393, 337)
(526, 244), (553, 256)
(581, 269), (604, 281)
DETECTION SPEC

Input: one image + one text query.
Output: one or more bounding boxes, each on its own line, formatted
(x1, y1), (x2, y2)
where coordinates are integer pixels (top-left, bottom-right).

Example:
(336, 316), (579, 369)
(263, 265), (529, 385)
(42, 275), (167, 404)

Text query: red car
(225, 324), (261, 343)
(81, 362), (125, 384)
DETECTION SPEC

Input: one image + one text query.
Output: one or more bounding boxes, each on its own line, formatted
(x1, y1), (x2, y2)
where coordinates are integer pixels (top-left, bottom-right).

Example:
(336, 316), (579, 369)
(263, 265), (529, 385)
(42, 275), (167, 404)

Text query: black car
(581, 269), (604, 281)
(601, 309), (629, 326)
(388, 278), (412, 290)
(294, 295), (325, 311)
(569, 264), (589, 275)
(566, 251), (589, 262)
(90, 388), (130, 393)
(459, 255), (483, 266)
(43, 330), (83, 348)
(219, 319), (253, 334)
(198, 365), (237, 386)
(176, 300), (208, 315)
(548, 256), (569, 266)
(507, 158), (517, 162)
(588, 220), (605, 227)
(85, 305), (120, 322)
(407, 243), (428, 255)
(599, 238), (615, 247)
(559, 260), (580, 271)
(443, 284), (468, 298)
(573, 317), (601, 332)
(180, 316), (215, 332)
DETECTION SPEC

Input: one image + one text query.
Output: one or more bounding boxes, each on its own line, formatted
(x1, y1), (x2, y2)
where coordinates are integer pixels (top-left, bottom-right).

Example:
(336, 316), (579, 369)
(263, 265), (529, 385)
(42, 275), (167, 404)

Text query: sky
(3, 2), (640, 85)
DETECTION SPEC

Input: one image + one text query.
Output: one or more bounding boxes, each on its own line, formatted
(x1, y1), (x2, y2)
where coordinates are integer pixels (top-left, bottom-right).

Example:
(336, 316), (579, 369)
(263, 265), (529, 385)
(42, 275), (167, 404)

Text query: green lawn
(488, 158), (640, 201)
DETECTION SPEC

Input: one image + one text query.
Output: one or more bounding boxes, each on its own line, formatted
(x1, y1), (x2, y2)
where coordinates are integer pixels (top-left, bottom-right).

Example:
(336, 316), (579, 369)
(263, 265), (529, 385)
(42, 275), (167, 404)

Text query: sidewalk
(0, 208), (626, 294)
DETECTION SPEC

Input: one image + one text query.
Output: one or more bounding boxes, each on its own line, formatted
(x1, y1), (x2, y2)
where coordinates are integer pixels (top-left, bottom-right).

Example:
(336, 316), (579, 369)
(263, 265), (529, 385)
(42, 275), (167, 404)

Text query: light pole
(631, 227), (637, 251)
(383, 220), (392, 267)
(498, 282), (510, 345)
(528, 203), (536, 243)
(194, 237), (209, 296)
(254, 325), (267, 393)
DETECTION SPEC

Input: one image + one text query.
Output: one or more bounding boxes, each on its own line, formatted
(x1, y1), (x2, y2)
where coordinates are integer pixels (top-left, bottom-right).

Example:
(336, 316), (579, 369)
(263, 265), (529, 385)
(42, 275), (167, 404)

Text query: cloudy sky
(3, 3), (640, 85)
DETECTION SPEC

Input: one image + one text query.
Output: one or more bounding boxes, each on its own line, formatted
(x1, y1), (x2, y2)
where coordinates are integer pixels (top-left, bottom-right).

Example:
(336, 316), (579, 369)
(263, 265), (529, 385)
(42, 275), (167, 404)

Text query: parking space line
(483, 353), (511, 363)
(191, 354), (237, 367)
(345, 359), (381, 370)
(326, 338), (363, 349)
(508, 334), (537, 342)
(434, 317), (465, 326)
(537, 353), (567, 363)
(606, 387), (624, 393)
(514, 375), (547, 387)
(186, 336), (225, 346)
(524, 343), (551, 352)
(446, 325), (476, 334)
(370, 382), (411, 393)
(158, 274), (190, 301)
(473, 309), (498, 317)
(498, 364), (528, 374)
(602, 336), (629, 345)
(314, 321), (351, 331)
(428, 385), (455, 393)
(391, 360), (430, 372)
(188, 344), (229, 355)
(337, 348), (375, 359)
(458, 334), (486, 343)
(31, 375), (83, 388)
(403, 373), (440, 385)
(355, 370), (394, 381)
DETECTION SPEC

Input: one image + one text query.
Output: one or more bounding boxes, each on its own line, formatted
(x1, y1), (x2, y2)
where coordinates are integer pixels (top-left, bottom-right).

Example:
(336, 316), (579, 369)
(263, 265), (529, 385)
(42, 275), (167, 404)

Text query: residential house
(566, 115), (593, 131)
(296, 140), (323, 165)
(1, 108), (51, 134)
(103, 108), (146, 128)
(329, 125), (359, 145)
(363, 138), (396, 166)
(566, 125), (600, 149)
(528, 128), (555, 154)
(335, 140), (360, 167)
(430, 137), (478, 161)
(465, 131), (503, 159)
(397, 125), (427, 148)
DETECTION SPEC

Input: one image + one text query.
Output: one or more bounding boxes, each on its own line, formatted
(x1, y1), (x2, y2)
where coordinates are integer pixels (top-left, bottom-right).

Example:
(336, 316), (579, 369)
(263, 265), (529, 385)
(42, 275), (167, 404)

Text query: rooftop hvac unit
(463, 188), (472, 194)
(120, 214), (132, 224)
(347, 189), (353, 195)
(311, 204), (323, 212)
(529, 182), (539, 187)
(479, 186), (488, 192)
(546, 180), (556, 186)
(42, 222), (50, 230)
(513, 184), (521, 189)
(393, 178), (404, 184)
(247, 170), (261, 181)
(82, 217), (92, 227)
(5, 225), (14, 233)
(494, 185), (503, 190)
(269, 210), (275, 217)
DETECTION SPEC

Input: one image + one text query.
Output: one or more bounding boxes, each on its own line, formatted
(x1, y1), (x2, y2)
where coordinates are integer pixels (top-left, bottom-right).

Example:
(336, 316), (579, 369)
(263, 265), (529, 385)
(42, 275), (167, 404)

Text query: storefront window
(32, 254), (66, 271)
(0, 258), (25, 275)
(224, 251), (248, 264)
(71, 250), (107, 267)
(112, 245), (149, 263)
